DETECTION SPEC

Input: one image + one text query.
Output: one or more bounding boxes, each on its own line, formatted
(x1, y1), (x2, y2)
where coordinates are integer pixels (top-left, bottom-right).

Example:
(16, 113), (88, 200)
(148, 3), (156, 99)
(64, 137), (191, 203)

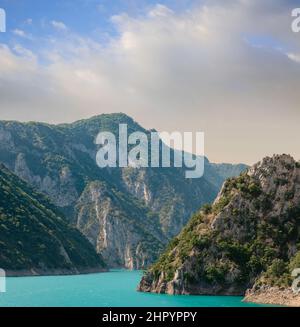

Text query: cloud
(12, 29), (33, 40)
(13, 44), (36, 60)
(12, 29), (26, 37)
(25, 18), (33, 25)
(51, 20), (68, 31)
(1, 1), (300, 164)
(148, 4), (174, 18)
(287, 52), (300, 63)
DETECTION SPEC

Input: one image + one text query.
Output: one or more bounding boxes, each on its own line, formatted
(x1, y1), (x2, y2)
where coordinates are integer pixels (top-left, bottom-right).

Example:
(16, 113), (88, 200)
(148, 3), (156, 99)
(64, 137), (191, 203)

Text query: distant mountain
(0, 113), (246, 269)
(210, 163), (249, 181)
(139, 154), (300, 305)
(0, 164), (106, 276)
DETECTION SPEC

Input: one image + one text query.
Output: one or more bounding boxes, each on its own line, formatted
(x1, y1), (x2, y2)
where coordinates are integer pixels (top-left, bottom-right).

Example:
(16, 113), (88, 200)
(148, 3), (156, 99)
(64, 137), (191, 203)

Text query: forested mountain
(0, 164), (106, 276)
(139, 155), (300, 300)
(0, 114), (246, 268)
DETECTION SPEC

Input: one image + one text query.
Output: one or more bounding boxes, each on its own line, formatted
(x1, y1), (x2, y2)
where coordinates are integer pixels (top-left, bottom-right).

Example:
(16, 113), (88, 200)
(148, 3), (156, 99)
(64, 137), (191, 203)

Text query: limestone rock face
(0, 114), (245, 268)
(244, 286), (300, 307)
(139, 154), (300, 295)
(75, 181), (165, 269)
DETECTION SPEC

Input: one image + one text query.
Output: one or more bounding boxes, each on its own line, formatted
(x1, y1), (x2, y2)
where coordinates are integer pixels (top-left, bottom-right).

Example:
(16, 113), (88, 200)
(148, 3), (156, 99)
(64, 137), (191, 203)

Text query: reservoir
(0, 270), (264, 307)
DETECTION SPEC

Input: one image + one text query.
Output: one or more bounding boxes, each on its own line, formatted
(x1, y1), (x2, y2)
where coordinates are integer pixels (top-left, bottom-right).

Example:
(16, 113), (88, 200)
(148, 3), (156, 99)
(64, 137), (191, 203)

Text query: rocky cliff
(0, 164), (106, 276)
(75, 180), (165, 268)
(139, 154), (300, 301)
(0, 114), (246, 269)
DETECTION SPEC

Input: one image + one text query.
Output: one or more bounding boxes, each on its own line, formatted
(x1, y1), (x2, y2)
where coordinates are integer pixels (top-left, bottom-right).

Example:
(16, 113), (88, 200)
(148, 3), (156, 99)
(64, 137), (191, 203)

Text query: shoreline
(4, 269), (299, 307)
(243, 287), (300, 307)
(4, 267), (108, 278)
(138, 281), (299, 307)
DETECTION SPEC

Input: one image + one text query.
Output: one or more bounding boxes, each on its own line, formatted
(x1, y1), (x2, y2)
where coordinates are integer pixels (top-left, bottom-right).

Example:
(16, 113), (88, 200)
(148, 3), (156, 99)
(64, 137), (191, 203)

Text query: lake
(0, 270), (264, 307)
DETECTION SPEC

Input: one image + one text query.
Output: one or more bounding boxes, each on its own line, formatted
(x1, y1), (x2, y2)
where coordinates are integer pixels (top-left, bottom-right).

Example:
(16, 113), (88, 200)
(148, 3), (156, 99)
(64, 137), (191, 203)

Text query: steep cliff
(0, 114), (246, 268)
(75, 180), (165, 268)
(139, 154), (300, 298)
(0, 164), (106, 276)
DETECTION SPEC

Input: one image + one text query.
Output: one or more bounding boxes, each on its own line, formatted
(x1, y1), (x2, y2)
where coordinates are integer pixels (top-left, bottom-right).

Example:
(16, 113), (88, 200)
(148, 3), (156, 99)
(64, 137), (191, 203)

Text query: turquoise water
(0, 270), (263, 307)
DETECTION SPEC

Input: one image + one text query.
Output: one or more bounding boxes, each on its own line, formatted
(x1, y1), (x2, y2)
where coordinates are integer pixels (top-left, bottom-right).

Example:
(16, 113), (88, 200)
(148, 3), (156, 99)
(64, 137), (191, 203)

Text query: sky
(0, 0), (300, 164)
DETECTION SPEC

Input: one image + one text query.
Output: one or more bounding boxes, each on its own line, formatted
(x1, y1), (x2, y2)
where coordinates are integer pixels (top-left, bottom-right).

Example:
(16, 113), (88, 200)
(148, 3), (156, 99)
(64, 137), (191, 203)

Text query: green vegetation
(143, 156), (300, 294)
(0, 164), (105, 272)
(0, 114), (249, 269)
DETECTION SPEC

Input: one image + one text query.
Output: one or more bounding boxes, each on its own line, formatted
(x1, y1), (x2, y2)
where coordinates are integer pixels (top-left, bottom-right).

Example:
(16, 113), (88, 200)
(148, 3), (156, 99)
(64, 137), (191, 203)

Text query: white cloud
(51, 20), (68, 31)
(12, 29), (26, 37)
(0, 44), (34, 73)
(287, 52), (300, 63)
(148, 4), (174, 18)
(12, 29), (33, 40)
(13, 44), (36, 60)
(1, 0), (300, 164)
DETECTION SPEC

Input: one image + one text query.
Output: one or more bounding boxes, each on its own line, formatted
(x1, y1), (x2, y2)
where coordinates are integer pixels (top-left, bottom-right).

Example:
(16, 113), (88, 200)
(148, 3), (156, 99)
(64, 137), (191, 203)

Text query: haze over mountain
(1, 1), (300, 164)
(0, 113), (247, 269)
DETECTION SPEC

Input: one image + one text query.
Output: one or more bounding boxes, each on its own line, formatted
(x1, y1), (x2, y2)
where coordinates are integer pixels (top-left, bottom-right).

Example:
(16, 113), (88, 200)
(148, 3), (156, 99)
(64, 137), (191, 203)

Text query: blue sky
(0, 0), (300, 164)
(0, 0), (297, 60)
(0, 0), (199, 40)
(0, 0), (204, 65)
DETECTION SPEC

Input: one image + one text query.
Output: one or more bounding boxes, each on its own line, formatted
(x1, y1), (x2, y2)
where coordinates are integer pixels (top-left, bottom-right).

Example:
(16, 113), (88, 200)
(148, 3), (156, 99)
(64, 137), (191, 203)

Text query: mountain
(0, 113), (246, 269)
(0, 164), (106, 276)
(210, 163), (249, 181)
(243, 249), (300, 306)
(138, 154), (300, 303)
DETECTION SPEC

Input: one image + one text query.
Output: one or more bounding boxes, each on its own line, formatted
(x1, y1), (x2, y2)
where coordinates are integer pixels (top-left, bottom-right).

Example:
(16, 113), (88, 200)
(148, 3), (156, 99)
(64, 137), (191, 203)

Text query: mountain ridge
(0, 113), (247, 269)
(138, 154), (300, 305)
